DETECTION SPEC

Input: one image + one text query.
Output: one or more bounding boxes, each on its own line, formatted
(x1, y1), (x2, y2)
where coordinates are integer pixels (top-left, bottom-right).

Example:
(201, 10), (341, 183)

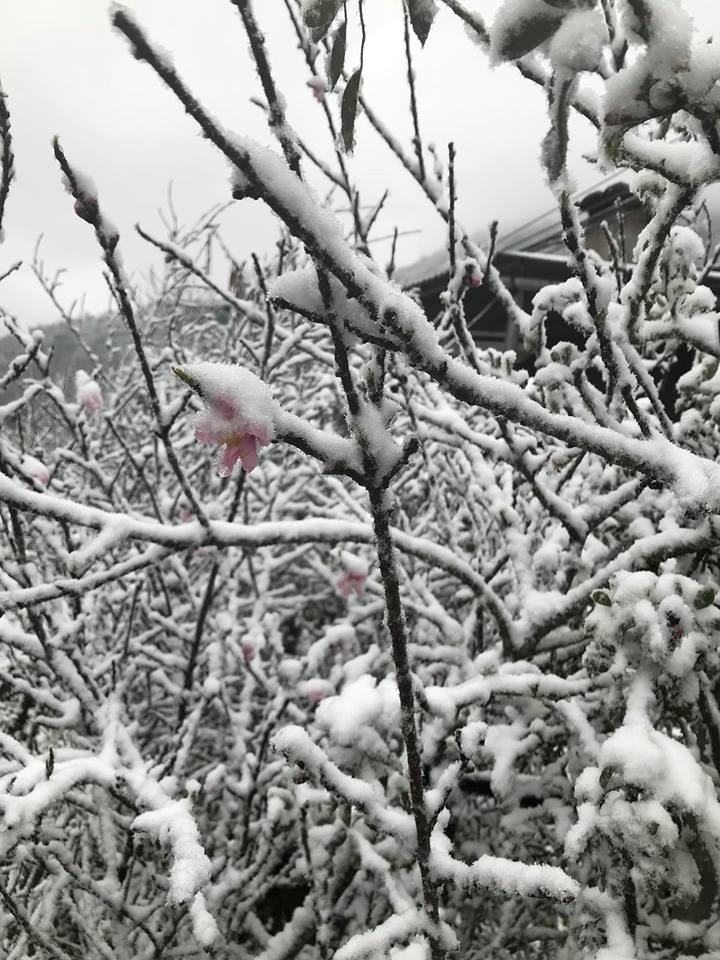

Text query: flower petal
(336, 574), (352, 598)
(237, 434), (260, 473)
(218, 444), (243, 478)
(214, 395), (237, 421)
(195, 415), (217, 445)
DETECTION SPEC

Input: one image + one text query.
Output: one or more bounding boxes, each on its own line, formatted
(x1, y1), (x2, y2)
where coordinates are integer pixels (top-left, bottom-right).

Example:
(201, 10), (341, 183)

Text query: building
(397, 179), (720, 353)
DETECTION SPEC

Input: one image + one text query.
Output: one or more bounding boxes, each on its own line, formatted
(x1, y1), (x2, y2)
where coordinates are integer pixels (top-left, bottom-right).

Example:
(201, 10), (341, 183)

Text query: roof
(396, 175), (636, 290)
(410, 249), (574, 297)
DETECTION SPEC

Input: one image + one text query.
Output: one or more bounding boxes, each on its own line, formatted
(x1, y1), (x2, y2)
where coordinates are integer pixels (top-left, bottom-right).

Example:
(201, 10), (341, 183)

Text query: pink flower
(241, 642), (256, 662)
(179, 507), (194, 523)
(300, 678), (333, 705)
(195, 395), (272, 477)
(336, 551), (369, 599)
(75, 370), (103, 413)
(336, 571), (367, 598)
(176, 362), (275, 479)
(83, 389), (103, 413)
(469, 274), (483, 288)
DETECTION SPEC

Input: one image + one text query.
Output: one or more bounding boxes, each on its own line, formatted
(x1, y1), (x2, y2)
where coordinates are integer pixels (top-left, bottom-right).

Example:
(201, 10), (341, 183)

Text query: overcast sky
(0, 0), (719, 326)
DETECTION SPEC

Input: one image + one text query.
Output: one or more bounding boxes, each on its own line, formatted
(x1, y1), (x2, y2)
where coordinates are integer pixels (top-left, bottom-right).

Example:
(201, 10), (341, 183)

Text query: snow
(316, 675), (396, 747)
(190, 891), (219, 948)
(335, 910), (426, 960)
(604, 0), (693, 137)
(1, 755), (117, 831)
(20, 454), (50, 486)
(489, 0), (565, 64)
(339, 550), (368, 577)
(601, 709), (720, 821)
(306, 623), (355, 673)
(272, 724), (415, 841)
(390, 939), (430, 960)
(430, 842), (580, 902)
(549, 10), (608, 75)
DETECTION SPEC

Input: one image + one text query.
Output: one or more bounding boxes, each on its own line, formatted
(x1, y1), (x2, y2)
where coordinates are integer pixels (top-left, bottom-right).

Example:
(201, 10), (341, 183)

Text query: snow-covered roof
(396, 176), (635, 290)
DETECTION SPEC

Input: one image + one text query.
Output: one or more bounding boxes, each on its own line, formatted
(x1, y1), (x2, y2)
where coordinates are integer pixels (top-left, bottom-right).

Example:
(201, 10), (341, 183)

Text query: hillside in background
(1, 312), (131, 402)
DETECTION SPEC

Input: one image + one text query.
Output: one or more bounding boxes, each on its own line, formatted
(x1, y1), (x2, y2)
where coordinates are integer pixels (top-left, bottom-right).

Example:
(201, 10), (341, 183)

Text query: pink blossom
(299, 678), (333, 704)
(241, 642), (256, 662)
(336, 571), (367, 598)
(336, 551), (369, 598)
(179, 507), (194, 523)
(176, 362), (275, 479)
(23, 455), (50, 486)
(194, 395), (272, 477)
(75, 370), (103, 413)
(83, 389), (103, 413)
(469, 274), (483, 288)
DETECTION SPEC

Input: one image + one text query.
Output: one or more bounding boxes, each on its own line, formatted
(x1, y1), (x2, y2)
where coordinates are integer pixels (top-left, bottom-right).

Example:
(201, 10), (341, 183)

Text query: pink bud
(307, 77), (327, 103)
(336, 571), (367, 598)
(83, 390), (102, 413)
(74, 196), (98, 224)
(76, 371), (103, 414)
(23, 455), (49, 486)
(242, 642), (256, 662)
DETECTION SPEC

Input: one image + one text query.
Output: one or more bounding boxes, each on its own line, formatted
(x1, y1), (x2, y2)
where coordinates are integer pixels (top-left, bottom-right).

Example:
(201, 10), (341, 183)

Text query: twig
(447, 142), (456, 277)
(403, 0), (426, 183)
(53, 137), (209, 527)
(0, 81), (15, 238)
(230, 0), (302, 178)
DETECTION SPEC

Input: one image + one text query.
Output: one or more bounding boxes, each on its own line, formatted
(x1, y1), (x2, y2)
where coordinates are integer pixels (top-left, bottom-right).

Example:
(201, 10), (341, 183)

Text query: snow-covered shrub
(2, 1), (720, 957)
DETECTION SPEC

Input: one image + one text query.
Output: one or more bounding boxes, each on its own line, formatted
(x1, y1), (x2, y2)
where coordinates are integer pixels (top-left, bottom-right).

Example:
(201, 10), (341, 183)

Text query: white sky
(0, 0), (719, 325)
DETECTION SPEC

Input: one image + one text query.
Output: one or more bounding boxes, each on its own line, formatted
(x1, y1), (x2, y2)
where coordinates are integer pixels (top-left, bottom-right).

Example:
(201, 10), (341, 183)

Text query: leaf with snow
(302, 0), (343, 42)
(490, 0), (566, 63)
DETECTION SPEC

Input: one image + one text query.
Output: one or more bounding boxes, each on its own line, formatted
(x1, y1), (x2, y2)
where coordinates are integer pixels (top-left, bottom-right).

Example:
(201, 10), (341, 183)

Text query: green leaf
(407, 0), (438, 47)
(592, 590), (612, 607)
(694, 585), (717, 609)
(302, 0), (343, 42)
(328, 19), (347, 92)
(491, 0), (564, 62)
(341, 69), (362, 153)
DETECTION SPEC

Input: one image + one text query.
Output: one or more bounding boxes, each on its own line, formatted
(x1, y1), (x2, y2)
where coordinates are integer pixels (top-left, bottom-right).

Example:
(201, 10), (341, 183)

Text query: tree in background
(3, 1), (720, 957)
